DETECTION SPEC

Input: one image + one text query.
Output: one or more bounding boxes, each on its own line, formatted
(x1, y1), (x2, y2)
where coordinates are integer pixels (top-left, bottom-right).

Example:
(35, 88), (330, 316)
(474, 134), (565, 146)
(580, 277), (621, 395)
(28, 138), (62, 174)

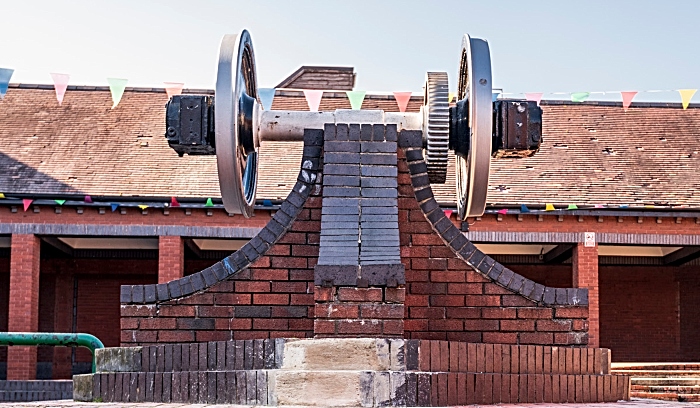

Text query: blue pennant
(258, 88), (276, 111)
(520, 204), (530, 213)
(0, 68), (14, 99)
(110, 203), (119, 212)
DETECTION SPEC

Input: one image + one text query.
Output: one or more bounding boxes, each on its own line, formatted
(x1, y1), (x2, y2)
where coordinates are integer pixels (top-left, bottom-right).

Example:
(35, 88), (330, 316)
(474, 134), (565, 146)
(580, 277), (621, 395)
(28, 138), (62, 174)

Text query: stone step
(612, 369), (700, 377)
(613, 363), (700, 371)
(632, 378), (700, 386)
(632, 384), (700, 394)
(0, 390), (72, 402)
(631, 391), (700, 402)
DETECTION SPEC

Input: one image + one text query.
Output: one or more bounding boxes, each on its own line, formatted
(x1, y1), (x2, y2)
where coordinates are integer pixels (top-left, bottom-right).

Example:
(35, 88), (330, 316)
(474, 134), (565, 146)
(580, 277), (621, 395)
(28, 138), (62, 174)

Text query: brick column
(52, 271), (74, 379)
(7, 234), (41, 379)
(158, 236), (184, 284)
(572, 242), (599, 348)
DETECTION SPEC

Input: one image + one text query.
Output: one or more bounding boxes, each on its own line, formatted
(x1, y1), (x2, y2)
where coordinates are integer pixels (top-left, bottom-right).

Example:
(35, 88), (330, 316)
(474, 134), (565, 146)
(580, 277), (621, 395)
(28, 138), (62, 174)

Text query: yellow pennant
(448, 92), (456, 103)
(545, 203), (555, 211)
(679, 89), (697, 109)
(0, 193), (4, 199)
(138, 205), (148, 210)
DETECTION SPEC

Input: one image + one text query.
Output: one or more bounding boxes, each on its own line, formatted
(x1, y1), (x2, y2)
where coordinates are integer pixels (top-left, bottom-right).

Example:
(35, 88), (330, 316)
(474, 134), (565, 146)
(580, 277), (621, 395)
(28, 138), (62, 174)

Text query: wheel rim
(456, 34), (492, 219)
(215, 30), (259, 217)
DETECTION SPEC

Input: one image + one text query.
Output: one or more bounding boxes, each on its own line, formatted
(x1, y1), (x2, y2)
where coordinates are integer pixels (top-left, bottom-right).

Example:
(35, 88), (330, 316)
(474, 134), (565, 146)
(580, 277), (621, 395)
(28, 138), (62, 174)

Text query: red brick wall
(0, 256), (9, 375)
(159, 236), (184, 283)
(599, 266), (682, 362)
(7, 234), (41, 379)
(679, 271), (700, 361)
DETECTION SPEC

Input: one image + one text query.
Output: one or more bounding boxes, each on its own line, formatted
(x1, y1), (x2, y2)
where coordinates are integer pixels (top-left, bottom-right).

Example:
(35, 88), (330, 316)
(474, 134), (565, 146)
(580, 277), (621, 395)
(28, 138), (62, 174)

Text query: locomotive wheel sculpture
(164, 30), (542, 220)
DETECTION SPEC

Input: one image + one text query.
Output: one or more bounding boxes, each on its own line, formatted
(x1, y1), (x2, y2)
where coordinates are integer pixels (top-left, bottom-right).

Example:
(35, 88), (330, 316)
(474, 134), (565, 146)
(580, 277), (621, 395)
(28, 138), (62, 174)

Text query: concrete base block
(72, 374), (93, 402)
(273, 370), (365, 407)
(282, 338), (393, 371)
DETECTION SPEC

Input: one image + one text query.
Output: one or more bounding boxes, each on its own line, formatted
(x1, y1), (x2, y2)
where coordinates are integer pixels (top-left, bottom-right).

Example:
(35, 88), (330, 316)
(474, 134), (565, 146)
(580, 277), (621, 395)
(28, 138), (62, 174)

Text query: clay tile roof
(1, 83), (699, 208)
(275, 66), (356, 90)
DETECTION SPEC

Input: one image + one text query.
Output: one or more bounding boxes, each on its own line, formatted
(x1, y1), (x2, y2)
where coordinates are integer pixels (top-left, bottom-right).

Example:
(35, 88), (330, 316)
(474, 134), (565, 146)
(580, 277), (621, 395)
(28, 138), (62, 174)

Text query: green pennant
(346, 91), (366, 110)
(205, 198), (214, 207)
(55, 199), (66, 205)
(567, 204), (578, 210)
(107, 78), (128, 108)
(571, 92), (590, 103)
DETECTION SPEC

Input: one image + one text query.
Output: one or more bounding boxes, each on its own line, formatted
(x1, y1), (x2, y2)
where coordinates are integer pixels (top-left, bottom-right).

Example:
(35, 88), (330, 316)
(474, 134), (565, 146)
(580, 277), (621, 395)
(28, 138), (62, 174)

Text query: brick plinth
(7, 234), (41, 380)
(158, 236), (184, 284)
(573, 243), (599, 347)
(313, 286), (405, 337)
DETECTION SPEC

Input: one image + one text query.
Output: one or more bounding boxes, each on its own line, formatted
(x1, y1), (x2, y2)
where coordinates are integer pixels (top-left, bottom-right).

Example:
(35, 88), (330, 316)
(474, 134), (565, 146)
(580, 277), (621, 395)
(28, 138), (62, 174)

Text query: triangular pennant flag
(23, 199), (32, 211)
(138, 205), (148, 210)
(619, 205), (629, 208)
(594, 204), (605, 208)
(492, 92), (500, 102)
(571, 92), (590, 103)
(84, 195), (92, 203)
(620, 91), (637, 112)
(110, 203), (119, 212)
(54, 199), (66, 205)
(0, 193), (5, 199)
(393, 92), (412, 112)
(0, 68), (14, 99)
(303, 90), (323, 112)
(497, 209), (508, 215)
(258, 88), (276, 111)
(346, 91), (366, 110)
(50, 73), (70, 105)
(205, 198), (214, 207)
(107, 78), (128, 108)
(545, 203), (555, 211)
(443, 209), (453, 218)
(262, 199), (273, 207)
(678, 89), (697, 110)
(170, 197), (180, 207)
(567, 204), (578, 210)
(163, 82), (184, 98)
(525, 92), (543, 106)
(448, 92), (456, 103)
(520, 204), (530, 213)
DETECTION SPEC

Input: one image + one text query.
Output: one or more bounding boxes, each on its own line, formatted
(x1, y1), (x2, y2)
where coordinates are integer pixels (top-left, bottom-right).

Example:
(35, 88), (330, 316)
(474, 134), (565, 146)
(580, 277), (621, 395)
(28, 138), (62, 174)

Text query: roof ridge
(541, 99), (700, 109)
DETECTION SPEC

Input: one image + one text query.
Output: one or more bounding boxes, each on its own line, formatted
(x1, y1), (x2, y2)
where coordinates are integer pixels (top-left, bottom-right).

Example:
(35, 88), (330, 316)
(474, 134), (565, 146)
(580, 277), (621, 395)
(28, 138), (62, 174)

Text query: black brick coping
(398, 130), (588, 307)
(120, 129), (324, 305)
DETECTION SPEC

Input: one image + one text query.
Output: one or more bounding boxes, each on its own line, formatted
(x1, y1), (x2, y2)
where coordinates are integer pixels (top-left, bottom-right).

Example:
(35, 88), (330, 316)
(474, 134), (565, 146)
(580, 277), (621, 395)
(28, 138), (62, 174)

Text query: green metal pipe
(0, 332), (104, 373)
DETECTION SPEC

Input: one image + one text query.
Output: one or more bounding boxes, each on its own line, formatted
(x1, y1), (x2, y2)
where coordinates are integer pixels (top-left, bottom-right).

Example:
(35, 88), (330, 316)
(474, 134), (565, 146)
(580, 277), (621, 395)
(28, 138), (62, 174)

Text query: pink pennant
(620, 91), (637, 112)
(594, 204), (605, 208)
(171, 196), (180, 207)
(164, 82), (184, 98)
(525, 92), (543, 106)
(303, 90), (323, 112)
(443, 209), (453, 219)
(23, 199), (32, 212)
(50, 73), (70, 105)
(497, 209), (508, 215)
(84, 195), (92, 203)
(393, 92), (412, 112)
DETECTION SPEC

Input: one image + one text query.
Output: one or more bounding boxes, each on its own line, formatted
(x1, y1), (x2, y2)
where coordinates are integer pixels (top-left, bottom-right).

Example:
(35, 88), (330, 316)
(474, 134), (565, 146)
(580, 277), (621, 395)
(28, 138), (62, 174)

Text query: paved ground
(0, 398), (695, 407)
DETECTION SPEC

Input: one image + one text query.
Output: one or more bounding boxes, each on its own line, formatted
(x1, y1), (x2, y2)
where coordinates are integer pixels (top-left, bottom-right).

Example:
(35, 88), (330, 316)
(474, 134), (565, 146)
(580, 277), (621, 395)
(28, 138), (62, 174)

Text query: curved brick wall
(397, 130), (589, 345)
(120, 128), (589, 346)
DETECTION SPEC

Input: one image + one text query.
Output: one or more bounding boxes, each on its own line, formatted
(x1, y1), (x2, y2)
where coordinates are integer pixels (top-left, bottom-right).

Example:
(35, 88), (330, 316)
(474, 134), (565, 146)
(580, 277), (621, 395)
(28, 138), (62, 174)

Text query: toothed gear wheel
(423, 72), (450, 184)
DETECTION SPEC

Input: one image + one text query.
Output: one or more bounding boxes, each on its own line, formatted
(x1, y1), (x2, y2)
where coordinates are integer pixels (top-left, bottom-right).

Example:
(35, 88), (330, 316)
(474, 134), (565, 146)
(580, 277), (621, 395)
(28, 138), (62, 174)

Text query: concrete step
(613, 363), (700, 371)
(612, 369), (700, 377)
(0, 390), (72, 402)
(632, 385), (700, 394)
(632, 378), (700, 386)
(631, 391), (700, 402)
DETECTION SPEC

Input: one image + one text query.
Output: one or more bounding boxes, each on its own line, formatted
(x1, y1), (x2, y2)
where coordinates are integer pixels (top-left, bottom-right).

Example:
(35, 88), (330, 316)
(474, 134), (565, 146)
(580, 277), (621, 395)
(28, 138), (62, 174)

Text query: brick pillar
(572, 242), (599, 348)
(7, 234), (41, 379)
(52, 271), (74, 379)
(158, 236), (184, 284)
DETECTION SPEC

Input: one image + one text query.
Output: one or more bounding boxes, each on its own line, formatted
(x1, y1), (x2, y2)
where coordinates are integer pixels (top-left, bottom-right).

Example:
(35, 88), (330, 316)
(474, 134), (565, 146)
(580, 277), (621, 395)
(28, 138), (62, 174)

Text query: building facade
(1, 68), (700, 380)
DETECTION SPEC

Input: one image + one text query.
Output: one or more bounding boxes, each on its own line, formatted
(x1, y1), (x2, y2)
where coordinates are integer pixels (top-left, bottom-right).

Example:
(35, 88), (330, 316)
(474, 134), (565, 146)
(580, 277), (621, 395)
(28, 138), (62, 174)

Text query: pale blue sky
(1, 0), (698, 102)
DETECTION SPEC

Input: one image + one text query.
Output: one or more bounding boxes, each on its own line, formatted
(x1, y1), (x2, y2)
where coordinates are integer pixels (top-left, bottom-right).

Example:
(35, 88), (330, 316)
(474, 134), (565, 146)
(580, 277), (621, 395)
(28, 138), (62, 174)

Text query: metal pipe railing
(0, 332), (104, 373)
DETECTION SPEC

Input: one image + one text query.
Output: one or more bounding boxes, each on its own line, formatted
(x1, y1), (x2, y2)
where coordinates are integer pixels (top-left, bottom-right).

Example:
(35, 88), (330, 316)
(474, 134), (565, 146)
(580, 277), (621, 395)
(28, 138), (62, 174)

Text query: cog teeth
(424, 72), (450, 184)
